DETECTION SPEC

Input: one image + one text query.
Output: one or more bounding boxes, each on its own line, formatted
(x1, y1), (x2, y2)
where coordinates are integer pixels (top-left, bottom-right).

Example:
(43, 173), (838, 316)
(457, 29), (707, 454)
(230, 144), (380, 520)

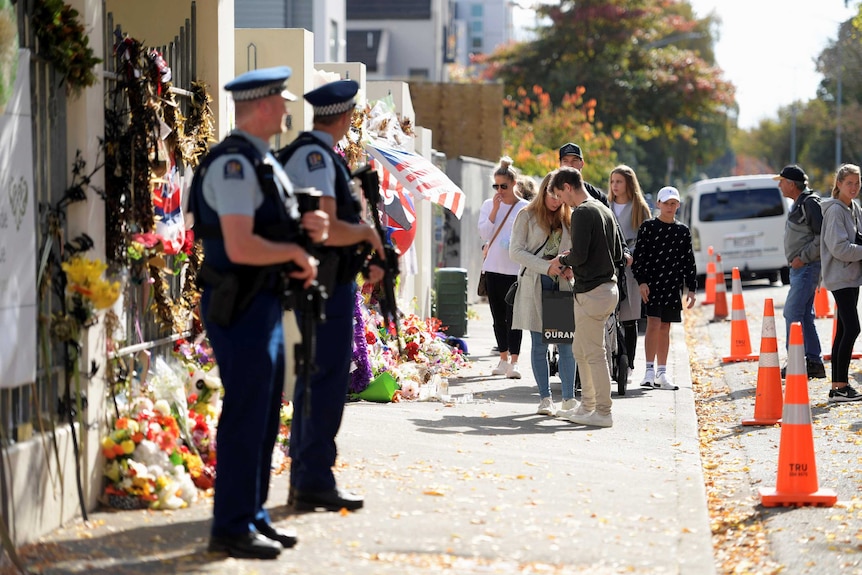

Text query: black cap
(559, 143), (582, 161)
(772, 165), (807, 183)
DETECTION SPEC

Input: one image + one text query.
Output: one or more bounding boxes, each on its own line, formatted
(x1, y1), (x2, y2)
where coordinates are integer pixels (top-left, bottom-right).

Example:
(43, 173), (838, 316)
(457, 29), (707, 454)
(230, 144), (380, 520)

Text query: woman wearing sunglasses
(478, 156), (529, 378)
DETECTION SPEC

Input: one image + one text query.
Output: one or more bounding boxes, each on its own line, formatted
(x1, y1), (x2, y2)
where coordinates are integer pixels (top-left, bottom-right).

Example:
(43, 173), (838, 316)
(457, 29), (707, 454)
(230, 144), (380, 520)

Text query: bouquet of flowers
(101, 399), (199, 510)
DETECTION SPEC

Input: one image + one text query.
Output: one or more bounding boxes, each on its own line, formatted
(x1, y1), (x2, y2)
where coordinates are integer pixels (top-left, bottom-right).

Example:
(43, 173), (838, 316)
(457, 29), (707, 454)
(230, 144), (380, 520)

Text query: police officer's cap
(305, 80), (360, 116)
(225, 66), (297, 102)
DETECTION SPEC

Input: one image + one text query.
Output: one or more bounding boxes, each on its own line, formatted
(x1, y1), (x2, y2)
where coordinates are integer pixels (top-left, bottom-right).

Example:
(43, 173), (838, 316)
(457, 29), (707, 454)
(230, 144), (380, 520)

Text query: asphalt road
(688, 278), (862, 575)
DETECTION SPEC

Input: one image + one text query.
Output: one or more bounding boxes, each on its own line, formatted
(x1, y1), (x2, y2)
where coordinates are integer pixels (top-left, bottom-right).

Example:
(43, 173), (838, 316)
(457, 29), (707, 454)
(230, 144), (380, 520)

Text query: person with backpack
(776, 164), (827, 380)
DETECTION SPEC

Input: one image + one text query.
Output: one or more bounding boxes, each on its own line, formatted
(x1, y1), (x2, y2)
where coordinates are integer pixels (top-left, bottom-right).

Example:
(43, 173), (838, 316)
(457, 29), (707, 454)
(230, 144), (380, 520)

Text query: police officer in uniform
(280, 79), (385, 512)
(190, 66), (328, 559)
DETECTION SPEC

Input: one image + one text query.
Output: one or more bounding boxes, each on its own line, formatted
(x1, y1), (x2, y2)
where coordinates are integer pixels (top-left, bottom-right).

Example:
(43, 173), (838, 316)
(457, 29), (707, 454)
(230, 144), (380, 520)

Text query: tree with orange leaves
(503, 84), (617, 185)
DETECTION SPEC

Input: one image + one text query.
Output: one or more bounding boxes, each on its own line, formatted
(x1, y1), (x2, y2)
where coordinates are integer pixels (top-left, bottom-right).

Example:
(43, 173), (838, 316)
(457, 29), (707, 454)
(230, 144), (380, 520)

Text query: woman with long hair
(820, 163), (862, 402)
(608, 165), (652, 382)
(478, 157), (530, 378)
(509, 170), (576, 416)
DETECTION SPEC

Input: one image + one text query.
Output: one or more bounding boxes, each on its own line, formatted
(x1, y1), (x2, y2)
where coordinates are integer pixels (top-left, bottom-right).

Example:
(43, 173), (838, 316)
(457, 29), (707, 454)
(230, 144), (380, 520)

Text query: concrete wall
(315, 0), (346, 63)
(235, 28), (314, 147)
(6, 0), (109, 546)
(106, 0), (235, 138)
(445, 156), (495, 304)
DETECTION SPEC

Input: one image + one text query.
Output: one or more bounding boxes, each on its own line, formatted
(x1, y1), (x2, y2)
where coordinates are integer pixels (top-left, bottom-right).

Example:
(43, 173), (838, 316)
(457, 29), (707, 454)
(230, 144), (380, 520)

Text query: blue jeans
(783, 263), (822, 362)
(530, 275), (576, 400)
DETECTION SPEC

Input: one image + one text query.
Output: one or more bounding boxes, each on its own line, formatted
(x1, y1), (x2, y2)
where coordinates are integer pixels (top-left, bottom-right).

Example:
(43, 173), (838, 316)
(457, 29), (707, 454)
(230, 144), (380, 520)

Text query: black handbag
(542, 290), (575, 343)
(505, 237), (549, 306)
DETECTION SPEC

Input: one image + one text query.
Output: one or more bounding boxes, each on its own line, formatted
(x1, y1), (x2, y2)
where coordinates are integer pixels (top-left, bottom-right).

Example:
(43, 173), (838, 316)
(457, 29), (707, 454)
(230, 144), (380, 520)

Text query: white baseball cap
(657, 186), (681, 203)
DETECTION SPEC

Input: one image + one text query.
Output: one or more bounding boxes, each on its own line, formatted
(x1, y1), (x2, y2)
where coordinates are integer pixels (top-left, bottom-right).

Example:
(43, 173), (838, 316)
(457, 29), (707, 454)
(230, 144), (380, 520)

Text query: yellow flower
(90, 280), (120, 309)
(121, 439), (136, 455)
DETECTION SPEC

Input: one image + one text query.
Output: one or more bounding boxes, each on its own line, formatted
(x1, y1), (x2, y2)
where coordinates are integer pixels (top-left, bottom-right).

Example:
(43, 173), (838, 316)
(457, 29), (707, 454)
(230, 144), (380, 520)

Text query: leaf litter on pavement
(686, 304), (862, 575)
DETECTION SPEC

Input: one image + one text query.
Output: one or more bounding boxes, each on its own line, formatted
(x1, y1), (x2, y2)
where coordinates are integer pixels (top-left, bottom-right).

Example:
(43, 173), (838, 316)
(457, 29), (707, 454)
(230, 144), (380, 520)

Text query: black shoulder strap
(189, 135), (265, 240)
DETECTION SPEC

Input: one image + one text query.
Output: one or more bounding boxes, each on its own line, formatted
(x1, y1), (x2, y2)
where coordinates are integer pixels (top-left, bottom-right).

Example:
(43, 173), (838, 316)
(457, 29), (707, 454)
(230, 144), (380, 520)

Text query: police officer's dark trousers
(289, 281), (355, 492)
(203, 289), (285, 537)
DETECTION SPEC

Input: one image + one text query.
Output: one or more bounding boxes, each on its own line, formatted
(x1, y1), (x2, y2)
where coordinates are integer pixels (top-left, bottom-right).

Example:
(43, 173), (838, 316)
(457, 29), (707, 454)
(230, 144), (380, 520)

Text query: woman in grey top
(607, 165), (652, 378)
(820, 163), (862, 402)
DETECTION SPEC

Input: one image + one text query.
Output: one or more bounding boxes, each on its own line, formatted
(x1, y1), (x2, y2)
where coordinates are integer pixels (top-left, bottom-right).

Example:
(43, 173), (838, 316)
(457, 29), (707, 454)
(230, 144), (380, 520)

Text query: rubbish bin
(435, 267), (468, 337)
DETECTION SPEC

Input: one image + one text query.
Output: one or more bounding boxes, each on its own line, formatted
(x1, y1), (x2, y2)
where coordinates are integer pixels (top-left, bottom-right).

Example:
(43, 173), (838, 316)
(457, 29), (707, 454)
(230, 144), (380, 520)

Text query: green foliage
(32, 0), (102, 96)
(501, 85), (617, 184)
(479, 0), (734, 189)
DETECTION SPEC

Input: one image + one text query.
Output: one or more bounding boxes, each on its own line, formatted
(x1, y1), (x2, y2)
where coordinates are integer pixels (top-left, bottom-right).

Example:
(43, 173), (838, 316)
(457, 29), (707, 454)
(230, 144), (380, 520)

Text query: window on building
(471, 36), (483, 50)
(330, 19), (338, 61)
(470, 20), (482, 34)
(408, 68), (429, 79)
(470, 3), (483, 18)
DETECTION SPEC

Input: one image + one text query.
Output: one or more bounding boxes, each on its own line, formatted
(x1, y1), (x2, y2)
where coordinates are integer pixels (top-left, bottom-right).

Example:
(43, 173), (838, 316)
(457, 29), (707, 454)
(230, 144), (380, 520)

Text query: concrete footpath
(7, 304), (717, 575)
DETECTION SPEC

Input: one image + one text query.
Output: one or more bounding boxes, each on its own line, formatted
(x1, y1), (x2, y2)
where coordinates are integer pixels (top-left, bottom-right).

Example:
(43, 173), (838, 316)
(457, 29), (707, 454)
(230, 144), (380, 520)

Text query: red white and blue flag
(366, 140), (465, 219)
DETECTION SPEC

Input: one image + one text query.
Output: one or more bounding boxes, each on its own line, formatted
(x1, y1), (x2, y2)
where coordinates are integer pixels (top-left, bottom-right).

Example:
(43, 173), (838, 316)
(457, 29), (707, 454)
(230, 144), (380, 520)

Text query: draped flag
(374, 159), (417, 253)
(365, 140), (465, 219)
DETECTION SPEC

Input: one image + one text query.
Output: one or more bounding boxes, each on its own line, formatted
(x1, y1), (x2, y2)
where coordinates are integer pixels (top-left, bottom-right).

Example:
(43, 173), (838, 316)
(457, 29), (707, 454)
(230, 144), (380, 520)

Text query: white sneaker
(640, 370), (655, 388)
(653, 373), (679, 390)
(559, 402), (591, 422)
(507, 363), (522, 379)
(568, 411), (613, 427)
(536, 397), (557, 416)
(491, 360), (508, 376)
(627, 368), (633, 383)
(560, 398), (578, 411)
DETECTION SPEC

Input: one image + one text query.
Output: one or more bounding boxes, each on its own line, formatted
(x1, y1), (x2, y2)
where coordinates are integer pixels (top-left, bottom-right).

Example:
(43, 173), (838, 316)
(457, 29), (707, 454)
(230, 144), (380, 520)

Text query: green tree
(479, 0), (735, 188)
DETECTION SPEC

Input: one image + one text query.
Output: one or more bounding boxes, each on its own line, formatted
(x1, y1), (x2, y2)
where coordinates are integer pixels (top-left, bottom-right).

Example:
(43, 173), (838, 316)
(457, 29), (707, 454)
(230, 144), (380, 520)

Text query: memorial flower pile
(101, 399), (199, 510)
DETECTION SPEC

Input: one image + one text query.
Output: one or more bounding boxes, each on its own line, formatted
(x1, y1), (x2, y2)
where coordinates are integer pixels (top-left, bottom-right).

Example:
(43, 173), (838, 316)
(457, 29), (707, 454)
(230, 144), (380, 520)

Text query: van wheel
(780, 267), (790, 285)
(766, 271), (779, 284)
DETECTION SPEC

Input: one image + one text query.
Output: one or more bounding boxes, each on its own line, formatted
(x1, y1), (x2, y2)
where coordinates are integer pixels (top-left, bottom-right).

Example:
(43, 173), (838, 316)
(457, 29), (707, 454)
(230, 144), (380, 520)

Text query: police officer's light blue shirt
(202, 129), (294, 216)
(282, 130), (341, 200)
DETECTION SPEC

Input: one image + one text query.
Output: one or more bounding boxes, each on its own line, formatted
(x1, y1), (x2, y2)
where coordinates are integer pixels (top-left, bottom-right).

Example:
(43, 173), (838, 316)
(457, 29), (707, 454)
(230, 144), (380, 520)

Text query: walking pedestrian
(190, 66), (328, 559)
(632, 186), (696, 390)
(509, 170), (576, 416)
(478, 157), (529, 378)
(280, 79), (386, 512)
(607, 165), (652, 376)
(548, 167), (624, 428)
(819, 163), (862, 402)
(776, 164), (827, 379)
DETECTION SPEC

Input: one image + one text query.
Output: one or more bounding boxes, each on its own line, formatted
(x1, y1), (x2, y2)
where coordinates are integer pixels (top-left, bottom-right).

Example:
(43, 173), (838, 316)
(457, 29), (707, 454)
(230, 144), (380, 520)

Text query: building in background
(345, 0), (454, 81)
(235, 0), (347, 63)
(453, 0), (514, 64)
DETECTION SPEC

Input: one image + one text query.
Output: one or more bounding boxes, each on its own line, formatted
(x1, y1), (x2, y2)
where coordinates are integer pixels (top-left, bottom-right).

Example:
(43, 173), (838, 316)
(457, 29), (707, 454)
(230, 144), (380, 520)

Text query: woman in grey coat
(820, 163), (862, 402)
(607, 165), (652, 378)
(510, 171), (576, 417)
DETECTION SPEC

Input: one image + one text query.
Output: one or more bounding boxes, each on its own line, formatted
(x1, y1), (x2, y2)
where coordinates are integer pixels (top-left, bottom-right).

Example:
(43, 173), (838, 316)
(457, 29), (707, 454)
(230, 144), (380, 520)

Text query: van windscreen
(698, 188), (785, 222)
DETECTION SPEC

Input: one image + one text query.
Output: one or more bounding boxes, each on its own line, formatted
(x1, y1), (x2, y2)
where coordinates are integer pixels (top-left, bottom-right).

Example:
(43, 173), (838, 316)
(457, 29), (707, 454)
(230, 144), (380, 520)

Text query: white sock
(657, 365), (667, 376)
(645, 362), (655, 373)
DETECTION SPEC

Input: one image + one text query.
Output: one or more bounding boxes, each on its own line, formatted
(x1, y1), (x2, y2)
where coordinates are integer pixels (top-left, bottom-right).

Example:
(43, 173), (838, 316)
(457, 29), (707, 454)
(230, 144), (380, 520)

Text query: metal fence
(0, 1), (198, 444)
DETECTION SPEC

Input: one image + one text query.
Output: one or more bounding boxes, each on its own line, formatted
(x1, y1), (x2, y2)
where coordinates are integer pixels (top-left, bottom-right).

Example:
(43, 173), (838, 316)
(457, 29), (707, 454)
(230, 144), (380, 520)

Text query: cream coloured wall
(235, 28), (313, 148)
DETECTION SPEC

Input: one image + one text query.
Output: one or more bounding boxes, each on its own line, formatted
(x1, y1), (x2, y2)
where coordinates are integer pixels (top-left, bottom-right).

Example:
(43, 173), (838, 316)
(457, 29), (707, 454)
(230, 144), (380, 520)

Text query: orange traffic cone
(722, 267), (759, 363)
(814, 287), (833, 318)
(702, 246), (716, 305)
(711, 254), (729, 322)
(742, 298), (783, 426)
(823, 303), (861, 360)
(760, 322), (837, 507)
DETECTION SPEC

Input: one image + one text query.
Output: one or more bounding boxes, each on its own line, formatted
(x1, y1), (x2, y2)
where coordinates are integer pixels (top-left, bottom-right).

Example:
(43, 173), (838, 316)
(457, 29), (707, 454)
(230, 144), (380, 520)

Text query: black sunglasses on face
(492, 184), (509, 190)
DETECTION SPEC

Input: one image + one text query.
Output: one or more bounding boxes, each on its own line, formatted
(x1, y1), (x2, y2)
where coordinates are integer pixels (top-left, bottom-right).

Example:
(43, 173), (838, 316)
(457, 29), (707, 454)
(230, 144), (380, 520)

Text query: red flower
(181, 229), (195, 255)
(405, 341), (420, 361)
(365, 331), (377, 345)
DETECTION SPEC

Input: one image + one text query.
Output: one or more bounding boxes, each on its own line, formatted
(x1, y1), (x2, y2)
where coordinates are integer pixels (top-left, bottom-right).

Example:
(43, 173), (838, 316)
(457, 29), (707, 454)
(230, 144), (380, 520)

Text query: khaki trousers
(573, 281), (619, 416)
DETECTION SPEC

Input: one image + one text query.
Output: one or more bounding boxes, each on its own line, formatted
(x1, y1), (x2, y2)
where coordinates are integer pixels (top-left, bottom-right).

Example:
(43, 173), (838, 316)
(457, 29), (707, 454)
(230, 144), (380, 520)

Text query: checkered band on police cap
(224, 66), (297, 102)
(305, 79), (360, 116)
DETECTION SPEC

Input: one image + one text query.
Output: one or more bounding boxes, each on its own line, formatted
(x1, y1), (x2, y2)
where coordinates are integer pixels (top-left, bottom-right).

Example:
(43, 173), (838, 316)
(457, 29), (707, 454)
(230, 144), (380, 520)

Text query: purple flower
(350, 290), (373, 393)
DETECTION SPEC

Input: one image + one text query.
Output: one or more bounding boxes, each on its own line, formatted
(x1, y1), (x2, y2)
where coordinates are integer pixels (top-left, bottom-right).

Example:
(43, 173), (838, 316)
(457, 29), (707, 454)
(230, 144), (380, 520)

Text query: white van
(680, 175), (790, 285)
